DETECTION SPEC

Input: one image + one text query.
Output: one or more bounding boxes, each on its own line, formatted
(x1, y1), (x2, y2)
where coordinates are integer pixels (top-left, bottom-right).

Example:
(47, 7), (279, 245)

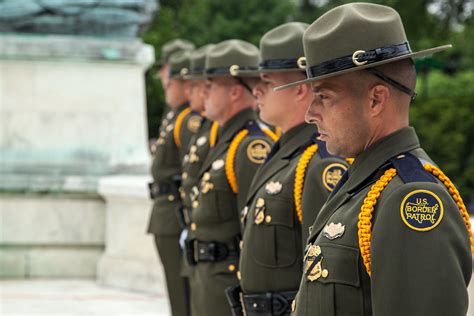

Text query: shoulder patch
(187, 115), (202, 133)
(400, 189), (444, 231)
(246, 139), (271, 164)
(322, 163), (347, 192)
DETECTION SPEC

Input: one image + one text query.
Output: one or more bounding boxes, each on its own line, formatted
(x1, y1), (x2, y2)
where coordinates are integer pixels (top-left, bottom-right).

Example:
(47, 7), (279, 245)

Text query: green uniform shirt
(147, 103), (201, 236)
(180, 118), (215, 213)
(239, 123), (348, 294)
(189, 108), (274, 315)
(293, 127), (472, 316)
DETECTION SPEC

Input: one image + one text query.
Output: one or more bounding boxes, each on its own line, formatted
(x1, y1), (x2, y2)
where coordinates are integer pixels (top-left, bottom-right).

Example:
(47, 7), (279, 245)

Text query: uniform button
(239, 240), (243, 250)
(182, 172), (188, 180)
(180, 191), (186, 199)
(228, 264), (236, 272)
(192, 201), (199, 208)
(190, 223), (197, 231)
(237, 271), (241, 280)
(168, 195), (175, 202)
(203, 172), (211, 181)
(291, 300), (296, 312)
(265, 215), (272, 223)
(322, 269), (329, 278)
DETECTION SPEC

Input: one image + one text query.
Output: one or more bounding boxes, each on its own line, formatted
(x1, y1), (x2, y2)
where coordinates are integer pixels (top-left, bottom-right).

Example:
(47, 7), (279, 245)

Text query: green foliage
(141, 0), (474, 205)
(411, 71), (474, 206)
(142, 0), (295, 138)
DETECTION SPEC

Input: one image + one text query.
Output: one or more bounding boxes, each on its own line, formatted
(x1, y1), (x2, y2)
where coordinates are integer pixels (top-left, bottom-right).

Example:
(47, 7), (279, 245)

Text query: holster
(184, 238), (196, 266)
(225, 285), (244, 316)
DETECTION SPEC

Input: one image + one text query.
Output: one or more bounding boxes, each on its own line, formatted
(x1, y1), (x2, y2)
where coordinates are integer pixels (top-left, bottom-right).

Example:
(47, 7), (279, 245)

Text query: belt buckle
(239, 292), (248, 316)
(272, 293), (290, 315)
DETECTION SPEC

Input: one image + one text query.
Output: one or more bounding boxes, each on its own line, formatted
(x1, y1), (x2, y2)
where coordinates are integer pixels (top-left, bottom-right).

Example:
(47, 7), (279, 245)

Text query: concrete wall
(97, 175), (166, 295)
(0, 34), (155, 280)
(0, 194), (105, 278)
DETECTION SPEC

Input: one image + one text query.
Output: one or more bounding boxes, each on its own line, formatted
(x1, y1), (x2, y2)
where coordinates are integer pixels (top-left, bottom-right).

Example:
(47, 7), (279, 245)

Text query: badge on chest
(304, 244), (328, 282)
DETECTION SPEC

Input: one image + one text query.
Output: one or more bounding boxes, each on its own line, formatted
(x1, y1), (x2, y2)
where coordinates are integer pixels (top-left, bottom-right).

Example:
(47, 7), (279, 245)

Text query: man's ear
(183, 81), (193, 96)
(229, 83), (244, 102)
(368, 84), (390, 117)
(295, 83), (311, 101)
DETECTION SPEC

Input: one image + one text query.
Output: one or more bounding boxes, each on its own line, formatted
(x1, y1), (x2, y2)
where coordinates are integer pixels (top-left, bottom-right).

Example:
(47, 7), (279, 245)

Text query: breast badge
(265, 181), (282, 195)
(322, 163), (348, 192)
(323, 222), (345, 240)
(247, 139), (271, 164)
(197, 136), (207, 147)
(400, 189), (443, 231)
(304, 245), (328, 282)
(189, 145), (200, 163)
(187, 115), (202, 133)
(254, 198), (266, 225)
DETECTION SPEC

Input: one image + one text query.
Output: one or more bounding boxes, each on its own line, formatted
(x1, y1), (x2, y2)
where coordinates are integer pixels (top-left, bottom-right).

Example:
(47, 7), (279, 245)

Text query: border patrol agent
(184, 39), (276, 316)
(225, 22), (349, 316)
(179, 44), (220, 316)
(147, 46), (201, 316)
(157, 39), (195, 90)
(276, 3), (473, 315)
(180, 44), (217, 231)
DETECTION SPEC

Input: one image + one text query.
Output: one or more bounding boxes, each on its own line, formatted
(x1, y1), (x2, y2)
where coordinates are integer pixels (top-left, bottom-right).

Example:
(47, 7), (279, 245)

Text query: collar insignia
(197, 136), (207, 146)
(212, 159), (225, 170)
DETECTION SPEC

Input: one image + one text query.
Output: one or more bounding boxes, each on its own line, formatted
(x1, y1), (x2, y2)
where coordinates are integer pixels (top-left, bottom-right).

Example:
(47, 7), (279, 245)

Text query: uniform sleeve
(234, 136), (273, 212)
(370, 179), (472, 316)
(301, 156), (348, 244)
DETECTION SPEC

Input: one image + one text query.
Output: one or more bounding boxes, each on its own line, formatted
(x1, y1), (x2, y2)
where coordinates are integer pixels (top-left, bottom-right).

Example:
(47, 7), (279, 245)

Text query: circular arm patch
(400, 189), (444, 231)
(246, 139), (271, 164)
(322, 163), (347, 191)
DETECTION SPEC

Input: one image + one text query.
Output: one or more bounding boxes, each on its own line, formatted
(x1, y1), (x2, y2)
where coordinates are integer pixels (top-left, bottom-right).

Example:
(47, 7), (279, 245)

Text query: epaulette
(245, 120), (263, 135)
(245, 120), (280, 142)
(389, 153), (437, 184)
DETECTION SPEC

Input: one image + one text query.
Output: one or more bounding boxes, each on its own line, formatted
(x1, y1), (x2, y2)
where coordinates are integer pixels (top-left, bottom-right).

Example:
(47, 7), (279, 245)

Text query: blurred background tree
(142, 0), (474, 207)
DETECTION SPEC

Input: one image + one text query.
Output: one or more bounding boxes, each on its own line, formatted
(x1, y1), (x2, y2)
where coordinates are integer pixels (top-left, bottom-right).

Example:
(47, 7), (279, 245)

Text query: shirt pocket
(305, 244), (363, 316)
(194, 173), (237, 224)
(251, 197), (298, 268)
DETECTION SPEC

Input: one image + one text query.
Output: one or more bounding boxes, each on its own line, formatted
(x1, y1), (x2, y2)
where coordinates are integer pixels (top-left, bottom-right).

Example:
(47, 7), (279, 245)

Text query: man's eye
(318, 94), (327, 101)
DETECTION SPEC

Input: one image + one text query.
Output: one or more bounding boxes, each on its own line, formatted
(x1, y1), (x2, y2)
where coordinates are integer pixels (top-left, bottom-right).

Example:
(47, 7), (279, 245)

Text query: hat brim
(274, 45), (451, 91)
(238, 67), (306, 76)
(204, 73), (260, 78)
(183, 74), (206, 80)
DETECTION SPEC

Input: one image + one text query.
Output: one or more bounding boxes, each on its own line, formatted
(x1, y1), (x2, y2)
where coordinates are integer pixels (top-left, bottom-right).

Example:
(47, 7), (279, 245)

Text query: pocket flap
(263, 197), (294, 228)
(317, 243), (360, 287)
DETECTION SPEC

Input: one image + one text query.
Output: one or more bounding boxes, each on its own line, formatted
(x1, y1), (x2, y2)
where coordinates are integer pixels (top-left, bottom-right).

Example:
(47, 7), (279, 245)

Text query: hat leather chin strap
(234, 77), (254, 96)
(365, 68), (417, 102)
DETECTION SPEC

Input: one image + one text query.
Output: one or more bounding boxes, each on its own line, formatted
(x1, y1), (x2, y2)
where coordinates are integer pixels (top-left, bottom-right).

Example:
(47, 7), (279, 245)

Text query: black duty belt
(148, 181), (179, 199)
(240, 290), (297, 316)
(184, 238), (240, 266)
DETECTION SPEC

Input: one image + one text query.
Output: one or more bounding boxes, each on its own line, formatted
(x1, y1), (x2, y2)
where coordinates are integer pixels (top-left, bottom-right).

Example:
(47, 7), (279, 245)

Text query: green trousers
(154, 235), (190, 316)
